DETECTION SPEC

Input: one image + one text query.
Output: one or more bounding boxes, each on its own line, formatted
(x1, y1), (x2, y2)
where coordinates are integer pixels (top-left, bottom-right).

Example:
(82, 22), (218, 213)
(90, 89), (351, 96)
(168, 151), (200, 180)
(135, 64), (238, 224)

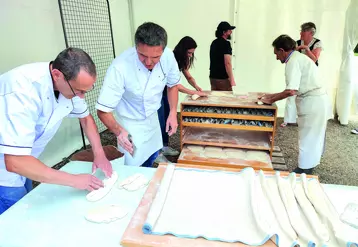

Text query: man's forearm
(4, 154), (75, 186)
(271, 90), (296, 103)
(80, 115), (104, 157)
(97, 110), (123, 137)
(167, 86), (179, 113)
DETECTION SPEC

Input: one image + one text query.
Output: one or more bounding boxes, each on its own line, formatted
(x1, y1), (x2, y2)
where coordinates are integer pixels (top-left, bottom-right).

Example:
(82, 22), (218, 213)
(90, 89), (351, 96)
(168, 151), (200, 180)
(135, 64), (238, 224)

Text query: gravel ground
(43, 115), (358, 188)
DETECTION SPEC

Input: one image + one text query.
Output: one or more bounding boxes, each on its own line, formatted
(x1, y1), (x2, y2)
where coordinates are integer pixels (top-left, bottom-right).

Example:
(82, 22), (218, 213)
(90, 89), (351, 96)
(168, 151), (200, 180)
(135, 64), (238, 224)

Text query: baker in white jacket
(96, 22), (181, 168)
(259, 35), (330, 174)
(0, 48), (112, 215)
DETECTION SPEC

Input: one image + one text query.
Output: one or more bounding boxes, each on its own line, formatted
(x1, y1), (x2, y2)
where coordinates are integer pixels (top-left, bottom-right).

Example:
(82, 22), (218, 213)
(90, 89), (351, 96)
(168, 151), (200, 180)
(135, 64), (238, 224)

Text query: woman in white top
(281, 22), (323, 127)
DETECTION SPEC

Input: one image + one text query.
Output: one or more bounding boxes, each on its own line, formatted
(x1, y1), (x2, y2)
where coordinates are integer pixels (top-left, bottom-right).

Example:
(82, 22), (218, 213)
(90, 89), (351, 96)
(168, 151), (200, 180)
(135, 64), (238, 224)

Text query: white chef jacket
(285, 51), (323, 95)
(0, 62), (89, 187)
(95, 46), (181, 119)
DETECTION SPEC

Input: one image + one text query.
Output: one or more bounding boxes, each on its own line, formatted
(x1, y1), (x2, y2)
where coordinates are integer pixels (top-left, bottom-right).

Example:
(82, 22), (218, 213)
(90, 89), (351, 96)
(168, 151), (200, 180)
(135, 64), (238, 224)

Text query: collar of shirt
(285, 50), (295, 63)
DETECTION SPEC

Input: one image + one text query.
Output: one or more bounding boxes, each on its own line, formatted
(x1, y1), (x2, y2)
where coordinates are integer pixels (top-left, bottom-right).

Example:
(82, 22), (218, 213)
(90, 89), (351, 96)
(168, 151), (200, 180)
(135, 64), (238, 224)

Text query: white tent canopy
(0, 0), (357, 166)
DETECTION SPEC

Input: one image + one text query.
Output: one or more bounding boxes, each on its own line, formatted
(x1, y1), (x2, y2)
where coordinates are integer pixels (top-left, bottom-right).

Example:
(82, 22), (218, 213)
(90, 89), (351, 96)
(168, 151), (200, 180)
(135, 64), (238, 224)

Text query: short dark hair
(134, 22), (167, 49)
(52, 47), (96, 81)
(272, 35), (296, 52)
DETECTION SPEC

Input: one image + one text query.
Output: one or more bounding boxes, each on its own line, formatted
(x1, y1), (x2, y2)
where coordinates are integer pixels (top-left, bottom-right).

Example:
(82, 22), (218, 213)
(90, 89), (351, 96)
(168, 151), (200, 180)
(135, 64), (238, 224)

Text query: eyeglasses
(63, 76), (94, 97)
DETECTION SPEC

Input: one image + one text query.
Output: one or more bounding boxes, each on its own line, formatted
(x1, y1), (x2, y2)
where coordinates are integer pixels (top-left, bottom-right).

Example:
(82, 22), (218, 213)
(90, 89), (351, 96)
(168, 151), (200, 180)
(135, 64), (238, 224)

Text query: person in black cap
(209, 21), (236, 91)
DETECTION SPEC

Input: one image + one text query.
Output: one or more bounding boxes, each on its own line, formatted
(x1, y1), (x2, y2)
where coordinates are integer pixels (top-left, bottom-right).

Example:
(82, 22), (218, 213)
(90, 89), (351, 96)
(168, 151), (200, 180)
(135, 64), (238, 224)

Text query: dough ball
(187, 145), (204, 153)
(246, 151), (269, 163)
(191, 94), (200, 100)
(204, 150), (227, 159)
(204, 146), (223, 152)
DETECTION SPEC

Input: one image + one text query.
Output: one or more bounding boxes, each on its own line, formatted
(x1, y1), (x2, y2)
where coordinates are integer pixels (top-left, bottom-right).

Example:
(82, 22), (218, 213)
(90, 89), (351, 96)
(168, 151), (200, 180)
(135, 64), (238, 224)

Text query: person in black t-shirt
(296, 22), (322, 66)
(209, 21), (236, 91)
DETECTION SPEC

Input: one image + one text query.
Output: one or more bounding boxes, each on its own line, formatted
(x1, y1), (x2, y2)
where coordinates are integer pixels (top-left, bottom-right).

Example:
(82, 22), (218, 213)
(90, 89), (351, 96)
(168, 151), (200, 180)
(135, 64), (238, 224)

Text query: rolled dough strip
(85, 205), (128, 223)
(191, 94), (200, 100)
(304, 176), (358, 246)
(290, 174), (329, 243)
(259, 171), (297, 242)
(276, 172), (312, 245)
(118, 173), (143, 188)
(257, 101), (264, 105)
(142, 164), (176, 234)
(86, 171), (118, 202)
(211, 91), (229, 97)
(123, 176), (149, 191)
(186, 145), (204, 153)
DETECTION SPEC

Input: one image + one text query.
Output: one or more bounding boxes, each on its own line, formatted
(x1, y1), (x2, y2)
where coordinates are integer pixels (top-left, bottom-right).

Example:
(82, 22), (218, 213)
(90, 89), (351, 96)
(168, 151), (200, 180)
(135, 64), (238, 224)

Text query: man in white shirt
(96, 22), (180, 167)
(259, 35), (330, 174)
(0, 48), (112, 215)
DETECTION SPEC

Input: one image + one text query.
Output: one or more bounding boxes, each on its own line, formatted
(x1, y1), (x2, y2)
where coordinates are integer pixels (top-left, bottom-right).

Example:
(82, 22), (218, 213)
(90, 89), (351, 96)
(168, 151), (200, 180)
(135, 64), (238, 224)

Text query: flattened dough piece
(204, 146), (223, 152)
(186, 145), (204, 153)
(211, 91), (234, 97)
(118, 173), (142, 188)
(191, 94), (200, 100)
(86, 171), (118, 202)
(123, 176), (149, 191)
(85, 205), (128, 223)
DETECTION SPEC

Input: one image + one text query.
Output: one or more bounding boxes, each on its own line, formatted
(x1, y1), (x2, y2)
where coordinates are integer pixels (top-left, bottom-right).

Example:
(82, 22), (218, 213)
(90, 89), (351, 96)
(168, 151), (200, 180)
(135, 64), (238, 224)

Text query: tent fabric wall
(130, 0), (350, 117)
(336, 0), (358, 124)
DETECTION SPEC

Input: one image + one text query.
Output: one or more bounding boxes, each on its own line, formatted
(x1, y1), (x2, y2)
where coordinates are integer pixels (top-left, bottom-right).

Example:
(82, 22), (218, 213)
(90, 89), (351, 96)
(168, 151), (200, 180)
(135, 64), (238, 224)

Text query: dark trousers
(157, 94), (170, 146)
(210, 77), (232, 91)
(141, 151), (159, 168)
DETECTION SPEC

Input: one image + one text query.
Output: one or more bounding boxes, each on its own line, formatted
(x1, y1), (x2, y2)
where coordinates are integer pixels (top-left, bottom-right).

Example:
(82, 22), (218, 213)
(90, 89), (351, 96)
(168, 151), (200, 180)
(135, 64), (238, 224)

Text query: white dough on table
(85, 205), (128, 223)
(117, 173), (142, 188)
(142, 166), (358, 246)
(86, 171), (118, 202)
(211, 91), (234, 97)
(186, 145), (204, 153)
(122, 175), (149, 191)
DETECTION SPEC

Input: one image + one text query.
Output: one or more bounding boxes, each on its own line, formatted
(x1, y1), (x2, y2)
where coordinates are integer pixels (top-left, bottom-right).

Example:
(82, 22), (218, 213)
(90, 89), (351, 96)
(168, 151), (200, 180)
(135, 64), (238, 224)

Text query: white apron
(0, 94), (72, 187)
(116, 112), (162, 166)
(283, 95), (297, 123)
(296, 88), (330, 169)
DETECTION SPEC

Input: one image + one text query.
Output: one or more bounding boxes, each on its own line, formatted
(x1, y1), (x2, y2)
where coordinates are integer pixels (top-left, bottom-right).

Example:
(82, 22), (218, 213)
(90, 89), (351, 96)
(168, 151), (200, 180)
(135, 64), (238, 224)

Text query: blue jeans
(158, 94), (170, 146)
(0, 178), (32, 215)
(141, 151), (159, 168)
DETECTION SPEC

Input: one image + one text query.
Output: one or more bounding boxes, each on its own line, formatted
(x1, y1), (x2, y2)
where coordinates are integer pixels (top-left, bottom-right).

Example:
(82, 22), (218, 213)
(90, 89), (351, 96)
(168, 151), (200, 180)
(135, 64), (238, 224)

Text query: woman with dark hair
(156, 36), (207, 161)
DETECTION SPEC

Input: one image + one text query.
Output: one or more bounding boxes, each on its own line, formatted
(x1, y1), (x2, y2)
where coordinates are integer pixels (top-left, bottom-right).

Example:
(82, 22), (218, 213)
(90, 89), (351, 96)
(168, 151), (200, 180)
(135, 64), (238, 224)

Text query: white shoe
(351, 128), (358, 135)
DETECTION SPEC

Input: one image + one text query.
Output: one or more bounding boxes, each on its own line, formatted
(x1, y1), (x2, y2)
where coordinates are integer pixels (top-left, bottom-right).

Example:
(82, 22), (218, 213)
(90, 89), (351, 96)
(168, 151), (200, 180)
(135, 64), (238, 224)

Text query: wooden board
(182, 122), (274, 132)
(182, 91), (277, 110)
(177, 145), (273, 171)
(182, 127), (271, 151)
(120, 164), (278, 247)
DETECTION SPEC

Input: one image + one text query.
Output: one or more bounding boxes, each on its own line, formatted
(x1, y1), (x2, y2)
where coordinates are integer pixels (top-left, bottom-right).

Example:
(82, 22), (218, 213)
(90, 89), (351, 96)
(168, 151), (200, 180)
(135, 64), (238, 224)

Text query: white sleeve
(95, 66), (125, 112)
(313, 40), (323, 50)
(285, 59), (301, 91)
(0, 91), (40, 155)
(68, 96), (90, 118)
(166, 51), (181, 88)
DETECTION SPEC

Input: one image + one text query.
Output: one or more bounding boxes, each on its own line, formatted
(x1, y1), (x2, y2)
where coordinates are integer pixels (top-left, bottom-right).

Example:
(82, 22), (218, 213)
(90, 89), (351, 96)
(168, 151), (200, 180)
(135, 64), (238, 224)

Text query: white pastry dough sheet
(142, 166), (358, 247)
